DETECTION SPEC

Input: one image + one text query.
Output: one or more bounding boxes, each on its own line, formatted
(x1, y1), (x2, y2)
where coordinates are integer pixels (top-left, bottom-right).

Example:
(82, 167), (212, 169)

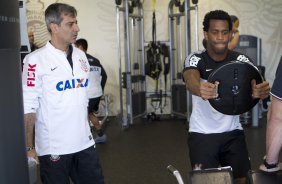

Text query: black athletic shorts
(188, 129), (251, 179)
(38, 146), (104, 184)
(88, 97), (101, 114)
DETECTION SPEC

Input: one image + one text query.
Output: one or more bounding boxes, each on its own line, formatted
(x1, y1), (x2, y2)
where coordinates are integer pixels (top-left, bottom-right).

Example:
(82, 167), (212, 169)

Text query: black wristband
(264, 159), (278, 169)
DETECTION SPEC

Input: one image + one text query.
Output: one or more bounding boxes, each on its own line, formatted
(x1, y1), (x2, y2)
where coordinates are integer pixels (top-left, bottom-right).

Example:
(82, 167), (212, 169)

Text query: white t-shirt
(183, 50), (255, 134)
(86, 54), (103, 98)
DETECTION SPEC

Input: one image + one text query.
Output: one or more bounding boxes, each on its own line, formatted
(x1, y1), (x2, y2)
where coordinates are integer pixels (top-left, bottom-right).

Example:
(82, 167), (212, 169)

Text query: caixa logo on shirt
(56, 78), (88, 91)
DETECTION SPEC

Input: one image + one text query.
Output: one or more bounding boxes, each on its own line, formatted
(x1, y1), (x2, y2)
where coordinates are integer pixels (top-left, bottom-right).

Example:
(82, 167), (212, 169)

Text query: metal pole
(258, 37), (262, 66)
(252, 37), (262, 127)
(195, 4), (199, 50)
(184, 0), (191, 56)
(168, 1), (175, 86)
(185, 0), (192, 121)
(116, 6), (127, 127)
(168, 1), (174, 115)
(176, 16), (182, 76)
(252, 104), (259, 127)
(124, 0), (133, 125)
(139, 4), (146, 93)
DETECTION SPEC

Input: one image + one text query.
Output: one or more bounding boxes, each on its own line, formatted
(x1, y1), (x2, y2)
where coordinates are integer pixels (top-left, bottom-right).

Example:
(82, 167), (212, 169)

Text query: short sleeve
(184, 53), (202, 69)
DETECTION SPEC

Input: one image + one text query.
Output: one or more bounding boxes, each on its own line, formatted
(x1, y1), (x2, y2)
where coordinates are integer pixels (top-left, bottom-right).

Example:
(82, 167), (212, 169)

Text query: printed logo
(51, 66), (58, 71)
(189, 55), (201, 67)
(56, 78), (89, 91)
(50, 155), (60, 162)
(89, 135), (93, 140)
(205, 69), (212, 72)
(90, 66), (101, 72)
(27, 64), (37, 87)
(237, 55), (251, 63)
(79, 59), (88, 72)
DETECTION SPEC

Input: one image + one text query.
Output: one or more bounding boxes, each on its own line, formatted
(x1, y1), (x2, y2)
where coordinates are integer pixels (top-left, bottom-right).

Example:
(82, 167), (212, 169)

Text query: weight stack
(172, 84), (188, 115)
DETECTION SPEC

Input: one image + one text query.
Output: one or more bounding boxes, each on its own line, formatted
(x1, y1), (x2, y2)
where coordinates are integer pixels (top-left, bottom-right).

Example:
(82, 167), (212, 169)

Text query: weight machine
(168, 0), (199, 119)
(145, 0), (171, 121)
(116, 0), (200, 128)
(116, 0), (146, 128)
(235, 35), (264, 127)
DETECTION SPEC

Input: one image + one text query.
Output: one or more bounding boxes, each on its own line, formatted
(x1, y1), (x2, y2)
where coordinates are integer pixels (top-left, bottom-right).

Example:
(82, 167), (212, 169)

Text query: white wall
(26, 0), (282, 115)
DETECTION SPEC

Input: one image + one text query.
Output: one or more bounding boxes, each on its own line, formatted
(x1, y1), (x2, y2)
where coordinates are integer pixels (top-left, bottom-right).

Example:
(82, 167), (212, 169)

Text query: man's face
(55, 14), (80, 45)
(204, 19), (230, 55)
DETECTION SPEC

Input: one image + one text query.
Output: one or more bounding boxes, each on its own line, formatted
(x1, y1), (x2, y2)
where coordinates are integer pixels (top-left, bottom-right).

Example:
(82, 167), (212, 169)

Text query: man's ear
(50, 23), (58, 33)
(203, 31), (208, 40)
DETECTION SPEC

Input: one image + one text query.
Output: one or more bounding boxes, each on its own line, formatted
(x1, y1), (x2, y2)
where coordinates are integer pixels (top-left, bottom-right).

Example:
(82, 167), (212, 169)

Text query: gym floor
(35, 112), (282, 184)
